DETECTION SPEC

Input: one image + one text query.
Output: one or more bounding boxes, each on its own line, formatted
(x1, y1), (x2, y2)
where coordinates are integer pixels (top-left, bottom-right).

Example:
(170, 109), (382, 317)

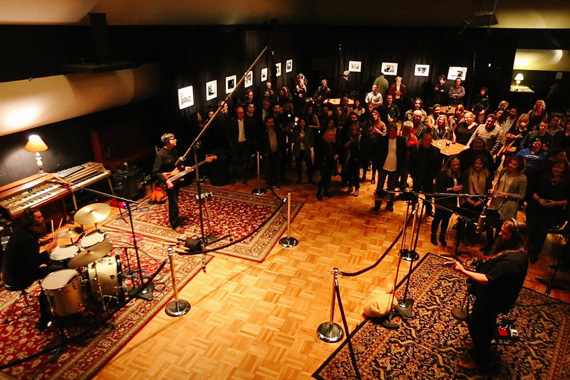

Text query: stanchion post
(252, 151), (266, 196)
(279, 192), (299, 248)
(165, 246), (191, 317)
(317, 268), (344, 343)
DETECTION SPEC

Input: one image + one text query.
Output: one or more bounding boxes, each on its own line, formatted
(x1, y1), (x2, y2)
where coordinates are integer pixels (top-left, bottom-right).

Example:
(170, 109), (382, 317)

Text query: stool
(4, 282), (34, 323)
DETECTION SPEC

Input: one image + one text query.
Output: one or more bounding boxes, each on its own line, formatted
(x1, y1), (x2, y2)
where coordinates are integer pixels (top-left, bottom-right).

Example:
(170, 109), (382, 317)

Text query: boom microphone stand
(172, 46), (271, 270)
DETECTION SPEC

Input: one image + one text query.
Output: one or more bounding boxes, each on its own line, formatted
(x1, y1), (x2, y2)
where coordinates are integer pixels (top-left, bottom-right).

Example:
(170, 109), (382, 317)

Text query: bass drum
(87, 255), (125, 303)
(41, 269), (85, 317)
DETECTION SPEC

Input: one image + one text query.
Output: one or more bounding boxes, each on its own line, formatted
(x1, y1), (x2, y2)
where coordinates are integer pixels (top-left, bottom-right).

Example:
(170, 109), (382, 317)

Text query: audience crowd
(187, 72), (570, 266)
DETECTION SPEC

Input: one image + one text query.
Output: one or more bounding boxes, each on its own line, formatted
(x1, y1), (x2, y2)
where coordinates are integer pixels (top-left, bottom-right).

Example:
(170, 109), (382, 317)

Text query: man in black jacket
(410, 134), (441, 216)
(373, 123), (407, 212)
(259, 115), (286, 189)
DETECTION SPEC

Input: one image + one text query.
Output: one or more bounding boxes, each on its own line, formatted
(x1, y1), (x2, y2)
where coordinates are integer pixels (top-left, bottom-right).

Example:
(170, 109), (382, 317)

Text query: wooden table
(432, 139), (465, 156)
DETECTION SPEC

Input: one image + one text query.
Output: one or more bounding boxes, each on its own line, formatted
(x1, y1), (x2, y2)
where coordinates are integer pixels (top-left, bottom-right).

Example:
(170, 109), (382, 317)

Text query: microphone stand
(79, 187), (154, 301)
(171, 46), (271, 272)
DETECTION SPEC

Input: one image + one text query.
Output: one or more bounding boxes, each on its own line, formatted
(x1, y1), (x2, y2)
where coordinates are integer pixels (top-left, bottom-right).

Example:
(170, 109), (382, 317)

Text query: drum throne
(3, 279), (36, 324)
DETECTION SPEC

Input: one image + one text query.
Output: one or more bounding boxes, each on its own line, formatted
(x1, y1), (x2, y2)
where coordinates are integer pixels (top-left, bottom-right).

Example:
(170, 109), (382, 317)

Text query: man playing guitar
(153, 133), (194, 230)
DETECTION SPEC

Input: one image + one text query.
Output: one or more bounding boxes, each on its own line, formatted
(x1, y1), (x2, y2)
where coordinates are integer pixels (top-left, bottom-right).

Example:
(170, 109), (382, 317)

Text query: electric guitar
(162, 155), (217, 186)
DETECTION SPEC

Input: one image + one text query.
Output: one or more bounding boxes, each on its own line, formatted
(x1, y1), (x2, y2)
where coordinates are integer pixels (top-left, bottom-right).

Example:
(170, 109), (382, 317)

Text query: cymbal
(57, 226), (84, 240)
(67, 240), (113, 268)
(74, 203), (111, 225)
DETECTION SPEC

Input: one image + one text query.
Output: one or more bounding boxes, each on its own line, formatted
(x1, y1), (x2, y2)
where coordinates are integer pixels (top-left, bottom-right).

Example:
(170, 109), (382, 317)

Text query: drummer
(1, 208), (63, 330)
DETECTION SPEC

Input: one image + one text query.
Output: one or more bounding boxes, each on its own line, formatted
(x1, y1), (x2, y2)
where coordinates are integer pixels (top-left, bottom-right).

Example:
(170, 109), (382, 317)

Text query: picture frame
(225, 75), (237, 94)
(381, 62), (398, 76)
(261, 67), (268, 82)
(448, 66), (468, 80)
(276, 63), (282, 77)
(348, 61), (362, 73)
(286, 59), (293, 73)
(414, 64), (430, 77)
(178, 85), (194, 110)
(245, 71), (253, 88)
(206, 80), (217, 101)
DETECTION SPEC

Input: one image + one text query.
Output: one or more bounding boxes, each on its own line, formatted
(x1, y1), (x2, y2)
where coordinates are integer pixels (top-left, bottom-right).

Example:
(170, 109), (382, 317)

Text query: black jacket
(372, 135), (407, 171)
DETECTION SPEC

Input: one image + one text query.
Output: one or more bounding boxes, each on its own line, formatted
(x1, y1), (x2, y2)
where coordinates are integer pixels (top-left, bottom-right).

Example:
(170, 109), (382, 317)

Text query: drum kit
(42, 203), (126, 320)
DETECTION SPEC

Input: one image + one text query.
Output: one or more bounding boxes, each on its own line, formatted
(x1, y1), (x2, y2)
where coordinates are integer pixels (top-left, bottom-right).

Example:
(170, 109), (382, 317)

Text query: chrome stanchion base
(252, 188), (267, 196)
(165, 299), (191, 317)
(399, 249), (419, 262)
(279, 237), (298, 248)
(451, 306), (468, 321)
(395, 298), (414, 319)
(317, 322), (344, 343)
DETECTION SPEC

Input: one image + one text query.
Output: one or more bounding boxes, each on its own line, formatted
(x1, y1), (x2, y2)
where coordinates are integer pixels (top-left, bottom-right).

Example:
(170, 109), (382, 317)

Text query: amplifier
(113, 167), (145, 200)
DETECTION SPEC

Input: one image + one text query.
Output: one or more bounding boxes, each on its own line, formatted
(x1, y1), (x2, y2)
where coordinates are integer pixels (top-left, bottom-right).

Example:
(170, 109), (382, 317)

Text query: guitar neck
(167, 158), (213, 182)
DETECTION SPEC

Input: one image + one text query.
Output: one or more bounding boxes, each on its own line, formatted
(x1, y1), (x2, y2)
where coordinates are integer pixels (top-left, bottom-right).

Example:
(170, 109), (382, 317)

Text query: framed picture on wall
(178, 85), (194, 110)
(448, 66), (468, 80)
(206, 80), (217, 101)
(261, 67), (268, 82)
(276, 63), (282, 77)
(245, 71), (253, 88)
(348, 61), (362, 72)
(226, 75), (237, 94)
(286, 59), (293, 73)
(381, 62), (398, 76)
(414, 64), (430, 77)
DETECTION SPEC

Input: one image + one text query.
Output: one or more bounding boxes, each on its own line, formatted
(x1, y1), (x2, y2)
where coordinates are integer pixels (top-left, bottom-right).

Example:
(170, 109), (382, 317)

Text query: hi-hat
(74, 203), (111, 225)
(67, 241), (112, 268)
(57, 226), (84, 240)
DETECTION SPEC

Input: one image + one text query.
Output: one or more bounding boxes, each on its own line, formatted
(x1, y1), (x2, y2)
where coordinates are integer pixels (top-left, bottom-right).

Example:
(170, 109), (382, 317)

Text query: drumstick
(51, 220), (55, 240)
(57, 217), (63, 235)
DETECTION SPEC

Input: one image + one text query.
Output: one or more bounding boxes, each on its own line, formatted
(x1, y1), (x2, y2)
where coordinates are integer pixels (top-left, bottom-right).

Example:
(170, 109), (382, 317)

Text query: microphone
(475, 203), (488, 234)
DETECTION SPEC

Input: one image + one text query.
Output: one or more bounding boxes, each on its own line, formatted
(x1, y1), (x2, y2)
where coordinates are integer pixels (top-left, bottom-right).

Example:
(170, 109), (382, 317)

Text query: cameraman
(447, 219), (528, 370)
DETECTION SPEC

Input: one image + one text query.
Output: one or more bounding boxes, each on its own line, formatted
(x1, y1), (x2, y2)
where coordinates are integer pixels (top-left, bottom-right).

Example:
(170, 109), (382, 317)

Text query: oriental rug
(0, 235), (211, 380)
(102, 187), (303, 262)
(313, 253), (570, 380)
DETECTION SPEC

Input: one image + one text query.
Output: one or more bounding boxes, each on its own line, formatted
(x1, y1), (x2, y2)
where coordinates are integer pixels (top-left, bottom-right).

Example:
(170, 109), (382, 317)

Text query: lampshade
(514, 73), (524, 82)
(25, 134), (48, 152)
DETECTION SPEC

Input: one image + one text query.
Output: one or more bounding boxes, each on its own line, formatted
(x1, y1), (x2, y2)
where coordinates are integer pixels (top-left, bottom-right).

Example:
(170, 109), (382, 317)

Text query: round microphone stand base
(317, 322), (344, 343)
(380, 313), (401, 330)
(252, 188), (267, 196)
(395, 298), (414, 319)
(165, 300), (191, 317)
(451, 306), (468, 321)
(279, 237), (298, 248)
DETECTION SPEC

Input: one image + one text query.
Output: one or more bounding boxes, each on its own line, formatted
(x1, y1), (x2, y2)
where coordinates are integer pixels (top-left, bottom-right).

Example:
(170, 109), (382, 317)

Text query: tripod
(381, 191), (423, 328)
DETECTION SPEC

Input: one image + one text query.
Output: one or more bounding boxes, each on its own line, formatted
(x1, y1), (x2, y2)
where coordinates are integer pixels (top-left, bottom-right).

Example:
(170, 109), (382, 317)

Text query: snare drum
(49, 244), (80, 267)
(81, 230), (112, 255)
(41, 269), (85, 317)
(88, 255), (125, 302)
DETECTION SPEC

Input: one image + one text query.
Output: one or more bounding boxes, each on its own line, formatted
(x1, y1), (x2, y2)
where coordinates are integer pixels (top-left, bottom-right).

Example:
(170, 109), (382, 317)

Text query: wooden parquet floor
(92, 173), (570, 380)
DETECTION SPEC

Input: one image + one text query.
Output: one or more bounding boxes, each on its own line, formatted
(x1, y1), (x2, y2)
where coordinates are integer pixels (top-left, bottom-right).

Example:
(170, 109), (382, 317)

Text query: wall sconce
(25, 134), (48, 173)
(514, 73), (524, 85)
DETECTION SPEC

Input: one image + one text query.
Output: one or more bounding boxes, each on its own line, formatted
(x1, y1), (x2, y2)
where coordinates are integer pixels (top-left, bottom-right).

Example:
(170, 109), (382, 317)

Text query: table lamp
(25, 134), (48, 173)
(514, 73), (524, 85)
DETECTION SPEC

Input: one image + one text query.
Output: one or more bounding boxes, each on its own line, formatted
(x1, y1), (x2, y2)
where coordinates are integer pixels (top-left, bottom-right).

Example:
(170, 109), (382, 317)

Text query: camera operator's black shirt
(470, 250), (528, 314)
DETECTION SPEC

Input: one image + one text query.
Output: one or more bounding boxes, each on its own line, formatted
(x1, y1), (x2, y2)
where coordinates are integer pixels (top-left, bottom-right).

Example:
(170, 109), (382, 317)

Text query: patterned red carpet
(313, 253), (570, 380)
(102, 187), (303, 262)
(0, 235), (210, 380)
